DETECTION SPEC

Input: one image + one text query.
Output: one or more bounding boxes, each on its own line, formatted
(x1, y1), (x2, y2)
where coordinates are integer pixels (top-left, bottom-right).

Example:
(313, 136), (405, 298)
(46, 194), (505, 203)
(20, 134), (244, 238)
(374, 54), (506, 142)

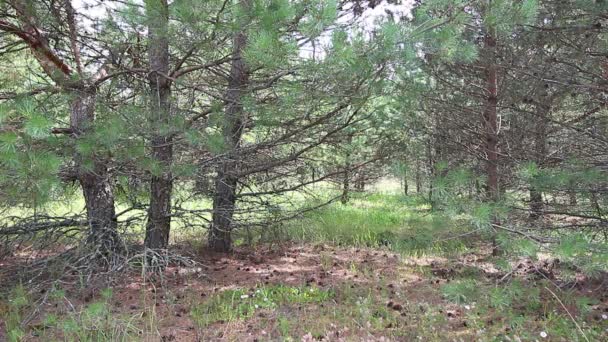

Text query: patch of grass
(190, 285), (333, 327)
(282, 192), (473, 256)
(437, 277), (608, 341)
(1, 286), (144, 341)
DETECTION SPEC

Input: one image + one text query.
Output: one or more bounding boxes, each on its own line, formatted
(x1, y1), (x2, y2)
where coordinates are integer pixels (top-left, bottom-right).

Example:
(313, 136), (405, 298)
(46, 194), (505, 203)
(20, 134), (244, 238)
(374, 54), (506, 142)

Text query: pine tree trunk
(427, 140), (434, 204)
(4, 1), (121, 256)
(483, 16), (500, 255)
(209, 9), (250, 252)
(484, 36), (499, 205)
(341, 169), (350, 204)
(529, 89), (549, 220)
(529, 188), (543, 219)
(569, 188), (577, 206)
(341, 134), (353, 204)
(415, 161), (422, 194)
(80, 168), (119, 251)
(357, 177), (365, 191)
(145, 0), (173, 250)
(210, 165), (239, 252)
(429, 117), (443, 207)
(590, 189), (602, 216)
(71, 93), (120, 253)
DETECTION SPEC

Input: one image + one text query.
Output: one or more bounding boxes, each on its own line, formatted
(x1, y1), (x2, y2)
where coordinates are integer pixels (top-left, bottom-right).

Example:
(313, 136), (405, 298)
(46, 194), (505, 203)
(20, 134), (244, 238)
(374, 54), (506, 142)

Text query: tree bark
(415, 160), (422, 194)
(71, 91), (121, 254)
(210, 163), (239, 252)
(341, 168), (350, 204)
(427, 139), (434, 204)
(483, 34), (499, 205)
(568, 188), (577, 206)
(529, 87), (550, 220)
(145, 0), (173, 250)
(354, 173), (365, 191)
(341, 133), (354, 204)
(483, 10), (500, 255)
(209, 5), (250, 252)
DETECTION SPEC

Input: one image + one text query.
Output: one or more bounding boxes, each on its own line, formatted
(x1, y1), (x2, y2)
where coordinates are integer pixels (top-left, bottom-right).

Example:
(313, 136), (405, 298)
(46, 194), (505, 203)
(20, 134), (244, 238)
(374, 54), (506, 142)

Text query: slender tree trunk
(483, 36), (499, 205)
(483, 15), (500, 255)
(429, 115), (443, 207)
(403, 169), (408, 195)
(209, 6), (250, 252)
(354, 170), (365, 191)
(590, 189), (603, 216)
(427, 139), (434, 204)
(341, 170), (350, 204)
(145, 0), (173, 250)
(530, 91), (549, 220)
(415, 160), (422, 194)
(568, 188), (577, 206)
(341, 133), (353, 204)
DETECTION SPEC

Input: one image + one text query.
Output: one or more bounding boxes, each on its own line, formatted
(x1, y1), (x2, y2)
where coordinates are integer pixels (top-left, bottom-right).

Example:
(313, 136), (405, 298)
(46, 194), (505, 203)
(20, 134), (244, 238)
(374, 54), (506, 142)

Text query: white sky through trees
(72, 0), (413, 60)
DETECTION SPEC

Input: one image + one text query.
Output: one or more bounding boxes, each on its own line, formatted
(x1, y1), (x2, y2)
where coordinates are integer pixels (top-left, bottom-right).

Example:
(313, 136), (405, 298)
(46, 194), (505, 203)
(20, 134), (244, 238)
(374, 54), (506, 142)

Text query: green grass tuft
(281, 192), (474, 256)
(191, 285), (333, 327)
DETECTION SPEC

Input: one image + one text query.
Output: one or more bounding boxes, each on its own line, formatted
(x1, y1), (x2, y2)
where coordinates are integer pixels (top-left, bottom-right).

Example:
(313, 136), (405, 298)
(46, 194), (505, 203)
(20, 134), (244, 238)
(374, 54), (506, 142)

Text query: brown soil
(1, 243), (607, 341)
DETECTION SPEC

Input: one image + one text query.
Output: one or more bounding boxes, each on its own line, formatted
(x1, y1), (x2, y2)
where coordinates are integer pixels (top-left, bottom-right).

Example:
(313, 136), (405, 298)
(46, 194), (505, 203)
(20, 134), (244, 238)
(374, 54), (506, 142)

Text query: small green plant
(320, 252), (333, 272)
(277, 316), (291, 337)
(5, 285), (29, 342)
(48, 287), (141, 341)
(441, 279), (478, 304)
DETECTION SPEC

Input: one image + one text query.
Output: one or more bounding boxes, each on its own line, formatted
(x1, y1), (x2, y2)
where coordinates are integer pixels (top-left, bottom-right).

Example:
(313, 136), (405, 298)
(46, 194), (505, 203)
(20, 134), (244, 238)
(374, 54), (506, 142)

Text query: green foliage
(24, 115), (51, 139)
(485, 0), (539, 33)
(243, 29), (297, 69)
(497, 235), (540, 259)
(4, 286), (29, 342)
(555, 234), (608, 276)
(298, 0), (337, 38)
(441, 279), (478, 304)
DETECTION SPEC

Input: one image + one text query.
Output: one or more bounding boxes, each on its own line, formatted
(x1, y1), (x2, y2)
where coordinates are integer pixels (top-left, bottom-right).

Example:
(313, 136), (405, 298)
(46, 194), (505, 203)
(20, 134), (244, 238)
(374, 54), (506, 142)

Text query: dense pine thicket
(0, 0), (606, 276)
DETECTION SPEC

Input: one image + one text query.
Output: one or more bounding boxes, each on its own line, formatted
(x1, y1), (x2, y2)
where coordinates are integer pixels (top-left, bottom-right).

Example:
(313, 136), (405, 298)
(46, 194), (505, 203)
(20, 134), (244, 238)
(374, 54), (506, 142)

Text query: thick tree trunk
(483, 19), (500, 255)
(71, 92), (120, 253)
(80, 167), (119, 251)
(529, 189), (543, 219)
(210, 164), (239, 252)
(209, 11), (250, 252)
(145, 0), (173, 250)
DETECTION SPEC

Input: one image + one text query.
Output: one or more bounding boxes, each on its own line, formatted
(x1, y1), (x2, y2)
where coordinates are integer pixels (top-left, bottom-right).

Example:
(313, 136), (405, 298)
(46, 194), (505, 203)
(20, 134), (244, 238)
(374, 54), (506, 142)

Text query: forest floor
(1, 190), (608, 341)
